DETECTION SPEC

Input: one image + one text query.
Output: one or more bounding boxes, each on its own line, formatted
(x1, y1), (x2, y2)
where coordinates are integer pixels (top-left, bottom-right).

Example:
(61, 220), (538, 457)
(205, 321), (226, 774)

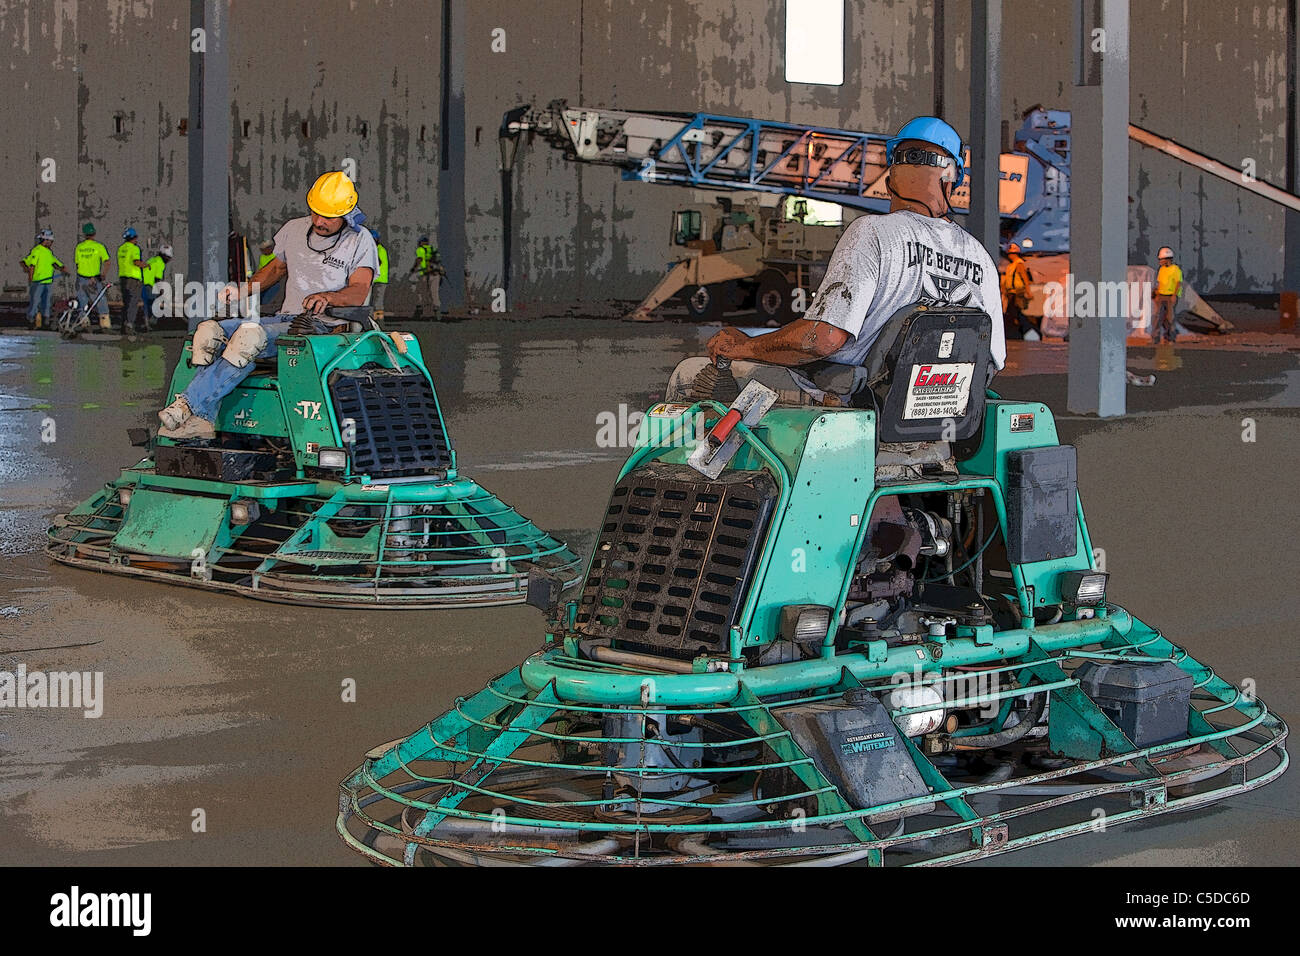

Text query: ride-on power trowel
(338, 302), (1286, 865)
(47, 308), (582, 607)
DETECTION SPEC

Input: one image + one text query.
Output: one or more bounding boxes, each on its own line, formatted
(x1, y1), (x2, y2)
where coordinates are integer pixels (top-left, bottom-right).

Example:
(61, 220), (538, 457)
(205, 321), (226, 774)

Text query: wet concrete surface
(0, 318), (1296, 866)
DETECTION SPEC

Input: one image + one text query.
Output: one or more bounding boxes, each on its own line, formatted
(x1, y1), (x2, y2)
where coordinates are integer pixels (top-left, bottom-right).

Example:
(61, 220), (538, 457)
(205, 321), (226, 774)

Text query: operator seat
(844, 302), (993, 476)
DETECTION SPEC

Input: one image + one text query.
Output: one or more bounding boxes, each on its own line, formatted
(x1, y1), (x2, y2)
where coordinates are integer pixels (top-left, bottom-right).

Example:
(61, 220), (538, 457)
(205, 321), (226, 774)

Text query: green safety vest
(415, 244), (439, 274)
(23, 244), (62, 283)
(74, 239), (109, 277)
(258, 252), (277, 270)
(144, 255), (166, 286)
(117, 241), (143, 280)
(375, 244), (388, 284)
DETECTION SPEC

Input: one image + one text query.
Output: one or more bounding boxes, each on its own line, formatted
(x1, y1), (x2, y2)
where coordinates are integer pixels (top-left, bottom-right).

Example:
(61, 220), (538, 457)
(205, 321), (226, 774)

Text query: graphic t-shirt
(75, 240), (110, 277)
(804, 211), (1006, 371)
(273, 217), (379, 314)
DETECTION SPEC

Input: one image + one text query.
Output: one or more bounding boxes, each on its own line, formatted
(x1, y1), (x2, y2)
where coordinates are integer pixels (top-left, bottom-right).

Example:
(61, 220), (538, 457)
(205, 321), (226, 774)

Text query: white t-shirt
(805, 211), (1006, 370)
(272, 216), (379, 314)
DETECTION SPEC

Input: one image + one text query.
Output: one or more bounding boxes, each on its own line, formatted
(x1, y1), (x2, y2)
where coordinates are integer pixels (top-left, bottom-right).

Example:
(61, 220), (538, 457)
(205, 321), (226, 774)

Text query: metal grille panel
(577, 462), (776, 657)
(329, 366), (451, 479)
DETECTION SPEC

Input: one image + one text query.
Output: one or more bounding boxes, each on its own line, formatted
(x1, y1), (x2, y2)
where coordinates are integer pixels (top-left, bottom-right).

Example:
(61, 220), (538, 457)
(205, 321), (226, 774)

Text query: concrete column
(437, 0), (467, 309)
(1068, 0), (1129, 417)
(188, 0), (230, 331)
(968, 0), (1001, 256)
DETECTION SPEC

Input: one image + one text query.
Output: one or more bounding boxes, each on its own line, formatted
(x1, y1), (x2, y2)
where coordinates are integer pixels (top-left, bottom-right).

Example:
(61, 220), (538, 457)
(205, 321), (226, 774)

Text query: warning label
(647, 402), (693, 418)
(902, 362), (975, 420)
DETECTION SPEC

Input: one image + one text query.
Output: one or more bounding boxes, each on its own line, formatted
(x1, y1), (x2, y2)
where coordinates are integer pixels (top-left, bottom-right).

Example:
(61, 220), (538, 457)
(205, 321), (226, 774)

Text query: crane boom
(503, 100), (910, 213)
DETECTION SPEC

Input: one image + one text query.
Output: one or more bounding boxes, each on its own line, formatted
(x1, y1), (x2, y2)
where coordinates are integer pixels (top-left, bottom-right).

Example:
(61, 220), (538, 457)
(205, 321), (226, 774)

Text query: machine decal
(902, 362), (975, 419)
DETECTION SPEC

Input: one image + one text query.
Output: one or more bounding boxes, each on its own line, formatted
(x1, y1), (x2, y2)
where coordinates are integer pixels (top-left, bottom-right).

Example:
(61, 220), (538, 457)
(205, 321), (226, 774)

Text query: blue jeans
(27, 281), (52, 323)
(76, 276), (110, 317)
(181, 315), (292, 422)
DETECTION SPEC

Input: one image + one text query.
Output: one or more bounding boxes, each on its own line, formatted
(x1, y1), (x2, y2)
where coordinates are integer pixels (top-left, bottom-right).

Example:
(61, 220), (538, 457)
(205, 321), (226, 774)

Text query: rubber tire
(683, 282), (729, 322)
(755, 269), (796, 325)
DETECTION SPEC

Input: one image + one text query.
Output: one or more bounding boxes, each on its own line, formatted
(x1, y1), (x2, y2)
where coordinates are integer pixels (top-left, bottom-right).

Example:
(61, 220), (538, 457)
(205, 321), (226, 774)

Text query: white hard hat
(159, 244), (173, 257)
(1157, 246), (1174, 259)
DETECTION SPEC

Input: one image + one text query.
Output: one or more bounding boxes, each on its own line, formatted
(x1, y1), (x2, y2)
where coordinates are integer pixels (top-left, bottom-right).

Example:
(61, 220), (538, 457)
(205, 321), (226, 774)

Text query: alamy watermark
(0, 665), (103, 718)
(1042, 274), (1152, 321)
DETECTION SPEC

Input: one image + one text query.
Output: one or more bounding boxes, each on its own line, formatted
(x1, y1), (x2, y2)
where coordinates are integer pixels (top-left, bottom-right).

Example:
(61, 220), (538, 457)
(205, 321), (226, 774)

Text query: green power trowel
(47, 310), (581, 608)
(338, 303), (1286, 865)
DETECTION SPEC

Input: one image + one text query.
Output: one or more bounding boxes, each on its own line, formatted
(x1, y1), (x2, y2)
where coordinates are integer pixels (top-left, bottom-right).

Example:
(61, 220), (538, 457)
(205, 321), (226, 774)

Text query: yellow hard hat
(306, 171), (358, 218)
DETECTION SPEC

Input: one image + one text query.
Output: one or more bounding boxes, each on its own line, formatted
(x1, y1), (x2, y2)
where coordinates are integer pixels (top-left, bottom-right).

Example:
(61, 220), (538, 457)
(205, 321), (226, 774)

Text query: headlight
(318, 447), (349, 470)
(118, 488), (133, 507)
(1060, 570), (1108, 605)
(781, 604), (833, 645)
(230, 499), (261, 525)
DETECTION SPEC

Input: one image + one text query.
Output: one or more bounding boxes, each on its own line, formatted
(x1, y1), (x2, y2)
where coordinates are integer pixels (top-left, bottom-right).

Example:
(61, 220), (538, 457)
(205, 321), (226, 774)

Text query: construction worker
(409, 235), (446, 320)
(255, 238), (283, 312)
(74, 223), (112, 330)
(116, 226), (147, 336)
(1000, 242), (1038, 340)
(157, 170), (378, 440)
(668, 116), (1005, 404)
(1152, 246), (1183, 344)
(370, 228), (389, 324)
(141, 244), (173, 329)
(21, 229), (68, 329)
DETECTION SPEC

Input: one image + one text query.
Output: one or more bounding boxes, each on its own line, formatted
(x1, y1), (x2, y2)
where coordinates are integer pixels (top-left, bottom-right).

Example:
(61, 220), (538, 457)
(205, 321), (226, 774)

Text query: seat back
(858, 302), (992, 444)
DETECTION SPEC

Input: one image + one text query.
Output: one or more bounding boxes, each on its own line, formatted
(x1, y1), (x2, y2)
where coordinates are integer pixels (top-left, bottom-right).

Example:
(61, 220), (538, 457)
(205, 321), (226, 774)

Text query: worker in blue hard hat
(670, 115), (1005, 405)
(116, 226), (147, 337)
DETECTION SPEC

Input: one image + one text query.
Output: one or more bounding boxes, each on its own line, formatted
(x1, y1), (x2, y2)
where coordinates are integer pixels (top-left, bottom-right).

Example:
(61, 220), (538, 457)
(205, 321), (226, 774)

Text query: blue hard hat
(369, 228), (380, 240)
(886, 117), (965, 188)
(122, 226), (137, 240)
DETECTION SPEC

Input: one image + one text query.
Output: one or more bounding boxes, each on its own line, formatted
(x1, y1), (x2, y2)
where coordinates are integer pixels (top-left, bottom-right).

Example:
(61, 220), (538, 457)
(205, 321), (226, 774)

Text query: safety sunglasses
(891, 146), (956, 172)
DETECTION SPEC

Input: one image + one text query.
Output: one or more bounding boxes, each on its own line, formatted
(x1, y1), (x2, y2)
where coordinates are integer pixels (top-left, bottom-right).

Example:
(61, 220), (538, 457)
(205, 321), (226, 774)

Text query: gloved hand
(287, 312), (318, 335)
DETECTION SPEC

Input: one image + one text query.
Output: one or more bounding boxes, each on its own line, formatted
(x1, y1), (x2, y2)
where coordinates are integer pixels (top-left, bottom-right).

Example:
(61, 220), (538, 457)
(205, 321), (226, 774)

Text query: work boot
(158, 396), (194, 430)
(158, 416), (215, 441)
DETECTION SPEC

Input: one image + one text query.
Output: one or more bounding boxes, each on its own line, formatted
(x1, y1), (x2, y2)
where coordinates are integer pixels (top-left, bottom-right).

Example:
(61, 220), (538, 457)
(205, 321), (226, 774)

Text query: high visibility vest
(258, 252), (277, 270)
(74, 239), (109, 277)
(375, 244), (389, 284)
(23, 244), (62, 283)
(1001, 258), (1029, 295)
(415, 244), (438, 274)
(117, 241), (143, 281)
(144, 255), (166, 286)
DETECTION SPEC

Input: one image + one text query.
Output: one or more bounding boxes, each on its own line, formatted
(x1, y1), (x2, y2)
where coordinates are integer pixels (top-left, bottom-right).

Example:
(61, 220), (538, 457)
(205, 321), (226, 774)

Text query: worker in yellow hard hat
(158, 170), (378, 440)
(1000, 242), (1037, 340)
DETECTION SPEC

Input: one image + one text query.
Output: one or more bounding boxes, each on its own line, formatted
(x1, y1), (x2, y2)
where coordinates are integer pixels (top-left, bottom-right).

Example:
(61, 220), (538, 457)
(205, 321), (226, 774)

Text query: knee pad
(221, 321), (268, 369)
(191, 320), (227, 366)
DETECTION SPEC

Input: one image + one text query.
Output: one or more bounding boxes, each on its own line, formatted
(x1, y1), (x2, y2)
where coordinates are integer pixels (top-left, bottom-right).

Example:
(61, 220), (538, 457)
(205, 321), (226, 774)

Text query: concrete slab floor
(0, 320), (1296, 866)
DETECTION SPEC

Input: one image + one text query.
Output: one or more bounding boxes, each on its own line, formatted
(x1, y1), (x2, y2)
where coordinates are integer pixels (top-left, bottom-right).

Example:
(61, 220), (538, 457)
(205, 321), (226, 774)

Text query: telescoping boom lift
(502, 101), (1300, 325)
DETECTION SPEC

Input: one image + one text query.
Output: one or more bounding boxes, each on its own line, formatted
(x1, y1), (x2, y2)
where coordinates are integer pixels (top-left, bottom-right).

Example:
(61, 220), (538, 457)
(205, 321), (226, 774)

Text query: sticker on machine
(647, 402), (694, 417)
(902, 362), (975, 419)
